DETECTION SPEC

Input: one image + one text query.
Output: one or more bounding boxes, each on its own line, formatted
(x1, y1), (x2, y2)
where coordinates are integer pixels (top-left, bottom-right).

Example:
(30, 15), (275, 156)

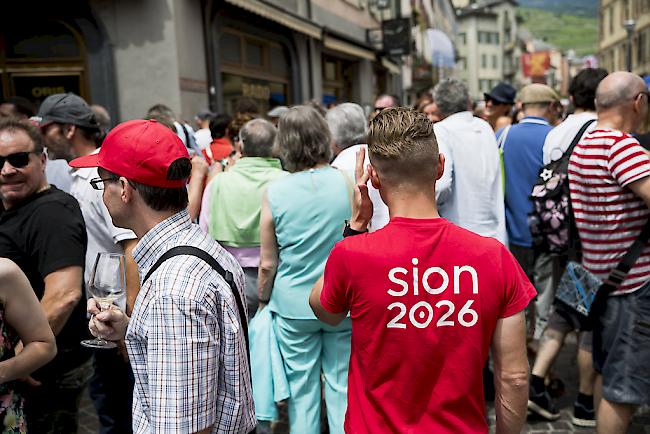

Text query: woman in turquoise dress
(0, 259), (57, 433)
(258, 105), (352, 434)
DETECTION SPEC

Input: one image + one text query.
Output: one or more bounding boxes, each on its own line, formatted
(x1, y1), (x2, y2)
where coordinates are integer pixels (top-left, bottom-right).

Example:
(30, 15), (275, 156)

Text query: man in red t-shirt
(310, 108), (536, 434)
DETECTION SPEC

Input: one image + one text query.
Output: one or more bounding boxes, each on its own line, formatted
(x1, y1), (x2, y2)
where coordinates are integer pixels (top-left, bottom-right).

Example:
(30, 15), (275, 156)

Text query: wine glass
(81, 252), (126, 349)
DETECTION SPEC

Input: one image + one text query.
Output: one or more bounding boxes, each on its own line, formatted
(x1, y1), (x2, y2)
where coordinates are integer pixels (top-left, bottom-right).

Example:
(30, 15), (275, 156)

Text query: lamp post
(624, 19), (636, 72)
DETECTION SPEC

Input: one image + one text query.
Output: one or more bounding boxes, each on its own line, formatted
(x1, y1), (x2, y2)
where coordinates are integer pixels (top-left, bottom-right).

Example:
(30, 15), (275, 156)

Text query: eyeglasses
(90, 177), (116, 190)
(0, 151), (37, 169)
(90, 176), (137, 191)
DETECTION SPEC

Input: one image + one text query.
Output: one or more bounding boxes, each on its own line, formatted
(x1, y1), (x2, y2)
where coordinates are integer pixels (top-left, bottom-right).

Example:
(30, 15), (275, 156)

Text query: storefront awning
(224, 0), (322, 40)
(323, 35), (376, 61)
(381, 58), (401, 75)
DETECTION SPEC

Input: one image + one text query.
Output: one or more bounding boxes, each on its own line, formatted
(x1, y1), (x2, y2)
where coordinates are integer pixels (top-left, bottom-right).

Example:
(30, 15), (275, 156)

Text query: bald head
(595, 71), (646, 111)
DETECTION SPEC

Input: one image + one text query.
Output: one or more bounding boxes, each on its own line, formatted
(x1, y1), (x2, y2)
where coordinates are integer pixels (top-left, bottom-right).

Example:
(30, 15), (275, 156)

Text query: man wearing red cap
(76, 119), (255, 434)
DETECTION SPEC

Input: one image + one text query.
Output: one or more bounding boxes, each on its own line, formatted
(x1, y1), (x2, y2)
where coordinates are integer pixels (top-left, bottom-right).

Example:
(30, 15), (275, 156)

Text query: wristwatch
(343, 220), (368, 238)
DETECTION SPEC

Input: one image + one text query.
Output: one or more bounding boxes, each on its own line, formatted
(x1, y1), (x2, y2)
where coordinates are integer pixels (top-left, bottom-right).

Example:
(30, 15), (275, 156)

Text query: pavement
(77, 338), (650, 433)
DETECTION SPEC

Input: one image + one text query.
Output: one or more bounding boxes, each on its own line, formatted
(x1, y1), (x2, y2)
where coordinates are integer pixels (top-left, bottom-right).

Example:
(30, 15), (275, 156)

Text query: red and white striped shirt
(568, 128), (650, 295)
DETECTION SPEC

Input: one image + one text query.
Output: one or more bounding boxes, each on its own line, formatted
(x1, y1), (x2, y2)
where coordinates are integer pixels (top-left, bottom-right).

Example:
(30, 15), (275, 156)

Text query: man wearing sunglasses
(0, 117), (92, 432)
(37, 92), (139, 434)
(371, 94), (400, 119)
(484, 82), (516, 131)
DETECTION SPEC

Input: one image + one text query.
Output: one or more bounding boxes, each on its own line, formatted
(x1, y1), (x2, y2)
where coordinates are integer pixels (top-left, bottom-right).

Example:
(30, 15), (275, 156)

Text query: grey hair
(596, 76), (644, 110)
(325, 103), (368, 150)
(240, 118), (277, 158)
(433, 78), (470, 116)
(274, 105), (332, 172)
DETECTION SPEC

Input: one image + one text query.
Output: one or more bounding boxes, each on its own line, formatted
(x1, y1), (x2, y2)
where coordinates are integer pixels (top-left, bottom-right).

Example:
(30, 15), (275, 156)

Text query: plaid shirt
(126, 209), (255, 433)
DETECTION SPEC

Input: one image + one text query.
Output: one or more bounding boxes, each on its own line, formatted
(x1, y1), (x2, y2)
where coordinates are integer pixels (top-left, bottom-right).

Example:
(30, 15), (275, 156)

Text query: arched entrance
(0, 19), (88, 107)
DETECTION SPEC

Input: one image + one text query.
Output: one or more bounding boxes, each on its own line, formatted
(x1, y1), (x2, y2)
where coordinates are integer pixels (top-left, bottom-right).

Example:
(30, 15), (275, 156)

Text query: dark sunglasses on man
(485, 97), (509, 106)
(0, 151), (39, 169)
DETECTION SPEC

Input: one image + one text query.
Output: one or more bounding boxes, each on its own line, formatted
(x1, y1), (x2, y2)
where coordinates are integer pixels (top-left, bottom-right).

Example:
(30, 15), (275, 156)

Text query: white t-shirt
(543, 111), (598, 165)
(331, 144), (390, 232)
(45, 159), (73, 193)
(433, 111), (507, 245)
(195, 128), (212, 150)
(70, 152), (136, 308)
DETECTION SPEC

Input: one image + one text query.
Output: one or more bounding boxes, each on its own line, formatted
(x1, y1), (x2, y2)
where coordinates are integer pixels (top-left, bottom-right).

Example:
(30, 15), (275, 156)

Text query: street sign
(382, 18), (411, 56)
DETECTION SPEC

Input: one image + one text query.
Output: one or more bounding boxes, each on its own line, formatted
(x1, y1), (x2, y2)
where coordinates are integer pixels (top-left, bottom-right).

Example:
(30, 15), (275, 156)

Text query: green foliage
(518, 7), (599, 57)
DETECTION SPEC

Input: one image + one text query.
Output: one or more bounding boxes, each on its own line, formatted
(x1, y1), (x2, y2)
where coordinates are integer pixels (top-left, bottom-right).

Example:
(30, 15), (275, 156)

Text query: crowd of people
(0, 66), (647, 434)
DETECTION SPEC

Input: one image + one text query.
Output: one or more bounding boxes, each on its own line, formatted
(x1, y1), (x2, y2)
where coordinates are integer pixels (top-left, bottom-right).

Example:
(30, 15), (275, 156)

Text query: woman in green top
(258, 106), (352, 434)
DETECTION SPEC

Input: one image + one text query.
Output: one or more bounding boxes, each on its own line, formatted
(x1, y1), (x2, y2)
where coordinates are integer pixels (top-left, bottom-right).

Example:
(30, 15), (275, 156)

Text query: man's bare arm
(627, 175), (650, 209)
(309, 275), (347, 326)
(491, 310), (529, 434)
(42, 265), (84, 335)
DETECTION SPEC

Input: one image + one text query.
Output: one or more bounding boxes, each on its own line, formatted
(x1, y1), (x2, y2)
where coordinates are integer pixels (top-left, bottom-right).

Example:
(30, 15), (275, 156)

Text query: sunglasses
(0, 152), (38, 169)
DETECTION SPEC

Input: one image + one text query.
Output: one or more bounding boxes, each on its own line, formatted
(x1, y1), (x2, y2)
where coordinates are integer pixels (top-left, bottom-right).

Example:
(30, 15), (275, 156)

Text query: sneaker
(571, 400), (596, 428)
(528, 384), (561, 421)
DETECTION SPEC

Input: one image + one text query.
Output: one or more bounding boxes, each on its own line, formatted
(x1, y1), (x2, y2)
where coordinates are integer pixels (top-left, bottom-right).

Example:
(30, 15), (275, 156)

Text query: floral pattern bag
(528, 119), (595, 254)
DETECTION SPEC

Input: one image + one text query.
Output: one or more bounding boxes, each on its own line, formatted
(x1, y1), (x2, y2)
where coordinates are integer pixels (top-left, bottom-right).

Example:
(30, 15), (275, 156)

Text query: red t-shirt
(202, 137), (234, 164)
(321, 217), (536, 434)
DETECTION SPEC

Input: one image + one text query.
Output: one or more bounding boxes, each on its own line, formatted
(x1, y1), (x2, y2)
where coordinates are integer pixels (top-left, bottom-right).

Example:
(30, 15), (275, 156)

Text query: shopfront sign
(11, 74), (82, 105)
(382, 18), (411, 56)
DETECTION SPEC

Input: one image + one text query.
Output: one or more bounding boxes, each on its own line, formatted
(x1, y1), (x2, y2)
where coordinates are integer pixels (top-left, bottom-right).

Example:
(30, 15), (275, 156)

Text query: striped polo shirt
(568, 128), (650, 295)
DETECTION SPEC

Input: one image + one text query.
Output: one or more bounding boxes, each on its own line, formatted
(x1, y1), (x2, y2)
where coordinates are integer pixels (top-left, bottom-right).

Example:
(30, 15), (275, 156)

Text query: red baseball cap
(69, 119), (190, 188)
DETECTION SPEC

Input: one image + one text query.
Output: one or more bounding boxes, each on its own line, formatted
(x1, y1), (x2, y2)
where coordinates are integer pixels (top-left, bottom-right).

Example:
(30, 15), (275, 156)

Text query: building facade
(0, 0), (405, 123)
(598, 0), (650, 74)
(453, 0), (519, 99)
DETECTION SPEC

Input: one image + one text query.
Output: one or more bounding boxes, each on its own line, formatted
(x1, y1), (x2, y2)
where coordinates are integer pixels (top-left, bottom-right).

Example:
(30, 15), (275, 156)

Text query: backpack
(528, 119), (595, 255)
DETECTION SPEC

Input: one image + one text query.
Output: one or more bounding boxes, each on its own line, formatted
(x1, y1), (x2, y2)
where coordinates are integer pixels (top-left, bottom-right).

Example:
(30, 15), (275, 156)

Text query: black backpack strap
(558, 119), (596, 172)
(143, 246), (250, 361)
(564, 119), (597, 262)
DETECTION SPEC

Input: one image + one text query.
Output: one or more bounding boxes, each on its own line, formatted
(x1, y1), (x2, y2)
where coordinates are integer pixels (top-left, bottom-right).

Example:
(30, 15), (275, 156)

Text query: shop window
(269, 46), (288, 76)
(246, 42), (263, 67)
(5, 20), (81, 60)
(218, 29), (291, 115)
(220, 32), (241, 64)
(321, 55), (353, 104)
(0, 19), (88, 106)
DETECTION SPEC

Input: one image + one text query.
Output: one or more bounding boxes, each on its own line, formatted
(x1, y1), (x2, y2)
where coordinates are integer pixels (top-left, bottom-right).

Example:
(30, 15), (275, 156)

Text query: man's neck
(522, 109), (549, 121)
(73, 138), (97, 158)
(596, 110), (634, 133)
(384, 189), (440, 220)
(129, 207), (179, 239)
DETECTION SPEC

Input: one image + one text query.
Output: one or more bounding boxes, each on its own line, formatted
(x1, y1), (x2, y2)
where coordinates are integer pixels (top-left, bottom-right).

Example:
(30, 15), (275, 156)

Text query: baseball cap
(69, 119), (190, 188)
(267, 106), (289, 118)
(36, 93), (100, 129)
(484, 82), (516, 105)
(518, 84), (561, 104)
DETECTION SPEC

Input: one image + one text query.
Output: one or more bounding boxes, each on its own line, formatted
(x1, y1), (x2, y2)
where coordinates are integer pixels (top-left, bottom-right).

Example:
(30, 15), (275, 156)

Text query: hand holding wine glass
(82, 253), (126, 349)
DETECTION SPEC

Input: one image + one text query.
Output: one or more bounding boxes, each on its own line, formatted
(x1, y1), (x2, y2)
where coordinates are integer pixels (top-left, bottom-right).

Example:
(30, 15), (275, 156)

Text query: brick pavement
(77, 339), (650, 433)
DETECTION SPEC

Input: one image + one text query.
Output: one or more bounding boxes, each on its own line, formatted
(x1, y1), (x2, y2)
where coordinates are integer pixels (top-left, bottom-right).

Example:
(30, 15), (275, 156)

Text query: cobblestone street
(77, 339), (650, 434)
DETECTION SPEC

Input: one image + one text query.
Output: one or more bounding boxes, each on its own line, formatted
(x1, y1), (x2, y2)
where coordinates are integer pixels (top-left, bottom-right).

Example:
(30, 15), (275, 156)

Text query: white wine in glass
(81, 252), (126, 349)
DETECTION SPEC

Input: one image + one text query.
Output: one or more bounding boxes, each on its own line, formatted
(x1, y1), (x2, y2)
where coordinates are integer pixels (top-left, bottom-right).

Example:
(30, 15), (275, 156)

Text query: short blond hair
(367, 107), (439, 186)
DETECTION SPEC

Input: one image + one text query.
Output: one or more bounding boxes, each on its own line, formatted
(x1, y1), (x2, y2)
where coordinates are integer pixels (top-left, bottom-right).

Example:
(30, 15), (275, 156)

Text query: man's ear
(369, 164), (380, 189)
(436, 153), (445, 181)
(63, 124), (76, 140)
(119, 177), (133, 204)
